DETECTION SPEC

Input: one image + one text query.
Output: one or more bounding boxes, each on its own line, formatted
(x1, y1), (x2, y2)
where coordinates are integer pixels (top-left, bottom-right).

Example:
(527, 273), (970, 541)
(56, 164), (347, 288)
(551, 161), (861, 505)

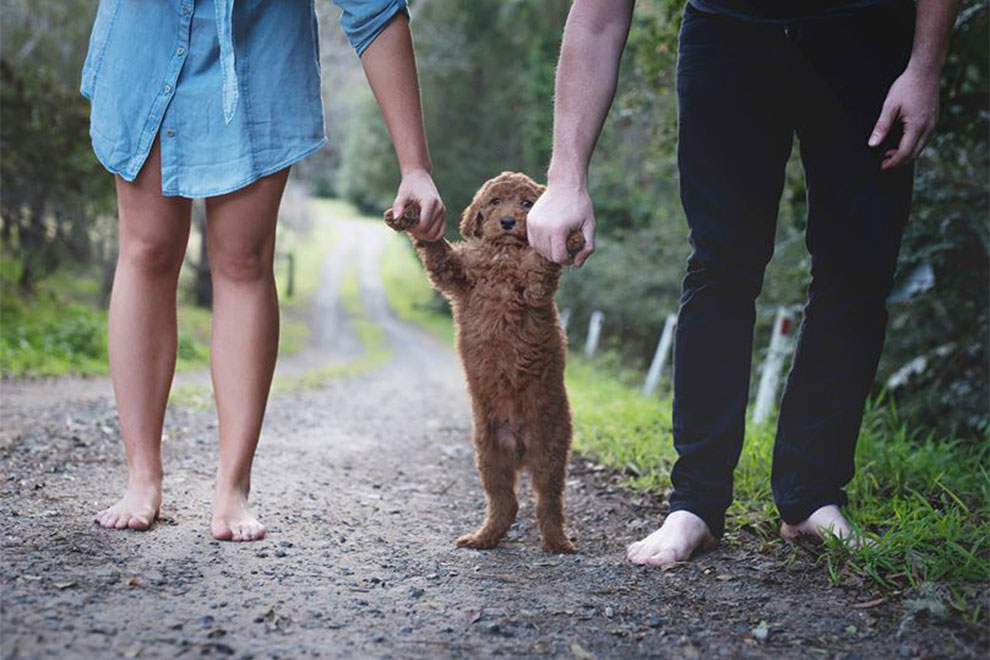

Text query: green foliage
(336, 89), (401, 214)
(0, 0), (117, 291)
(0, 260), (214, 377)
(381, 231), (455, 344)
(878, 1), (990, 438)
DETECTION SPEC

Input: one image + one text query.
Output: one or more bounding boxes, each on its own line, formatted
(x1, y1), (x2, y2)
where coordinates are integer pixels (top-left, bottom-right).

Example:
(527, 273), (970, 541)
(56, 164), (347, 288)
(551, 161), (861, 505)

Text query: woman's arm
(360, 14), (446, 242)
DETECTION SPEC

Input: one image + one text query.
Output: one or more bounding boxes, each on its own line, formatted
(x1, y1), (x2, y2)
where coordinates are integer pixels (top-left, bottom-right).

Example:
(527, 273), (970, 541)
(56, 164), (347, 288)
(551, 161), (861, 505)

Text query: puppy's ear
(459, 183), (489, 239)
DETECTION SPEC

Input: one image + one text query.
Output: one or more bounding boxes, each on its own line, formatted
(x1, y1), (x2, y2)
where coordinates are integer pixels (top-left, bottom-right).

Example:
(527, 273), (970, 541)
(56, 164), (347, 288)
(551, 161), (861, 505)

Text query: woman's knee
(119, 234), (185, 277)
(209, 243), (273, 283)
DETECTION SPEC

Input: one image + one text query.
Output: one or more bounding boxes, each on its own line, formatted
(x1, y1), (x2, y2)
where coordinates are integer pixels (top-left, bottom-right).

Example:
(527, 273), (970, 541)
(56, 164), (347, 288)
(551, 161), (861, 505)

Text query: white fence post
(560, 308), (572, 332)
(753, 306), (797, 425)
(643, 314), (678, 396)
(584, 311), (604, 358)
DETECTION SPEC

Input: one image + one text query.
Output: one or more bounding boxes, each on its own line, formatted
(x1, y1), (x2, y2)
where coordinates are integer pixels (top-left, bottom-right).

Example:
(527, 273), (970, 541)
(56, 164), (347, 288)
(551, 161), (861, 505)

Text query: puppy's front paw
(541, 537), (576, 554)
(384, 202), (421, 232)
(456, 532), (500, 550)
(565, 231), (585, 259)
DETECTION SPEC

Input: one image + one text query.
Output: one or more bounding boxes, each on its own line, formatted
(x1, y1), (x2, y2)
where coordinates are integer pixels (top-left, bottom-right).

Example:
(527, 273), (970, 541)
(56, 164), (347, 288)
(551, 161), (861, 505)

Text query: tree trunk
(192, 200), (212, 308)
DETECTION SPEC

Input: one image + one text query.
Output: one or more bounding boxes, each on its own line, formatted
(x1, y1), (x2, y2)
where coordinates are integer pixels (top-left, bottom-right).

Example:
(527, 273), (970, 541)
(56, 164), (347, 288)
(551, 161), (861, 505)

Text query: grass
(0, 212), (336, 378)
(0, 259), (213, 377)
(379, 229), (990, 621)
(567, 358), (989, 620)
(381, 232), (455, 345)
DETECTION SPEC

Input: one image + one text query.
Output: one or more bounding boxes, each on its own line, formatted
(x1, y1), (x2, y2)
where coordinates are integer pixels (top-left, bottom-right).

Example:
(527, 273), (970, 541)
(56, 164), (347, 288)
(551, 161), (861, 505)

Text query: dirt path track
(1, 214), (984, 659)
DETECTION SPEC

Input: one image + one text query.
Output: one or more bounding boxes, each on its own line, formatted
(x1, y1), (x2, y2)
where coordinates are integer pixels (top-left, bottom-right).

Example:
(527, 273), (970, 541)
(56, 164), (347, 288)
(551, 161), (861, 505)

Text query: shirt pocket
(80, 0), (121, 99)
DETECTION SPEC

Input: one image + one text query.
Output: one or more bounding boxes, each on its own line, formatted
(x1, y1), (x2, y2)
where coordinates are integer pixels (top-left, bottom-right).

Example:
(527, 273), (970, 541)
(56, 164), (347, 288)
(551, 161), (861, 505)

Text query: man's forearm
(360, 14), (432, 175)
(547, 0), (634, 187)
(907, 0), (963, 77)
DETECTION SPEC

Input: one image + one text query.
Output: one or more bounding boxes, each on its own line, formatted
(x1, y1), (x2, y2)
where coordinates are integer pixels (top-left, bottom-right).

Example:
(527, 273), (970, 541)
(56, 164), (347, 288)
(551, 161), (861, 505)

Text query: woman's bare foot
(211, 487), (266, 542)
(626, 510), (718, 567)
(780, 504), (872, 548)
(95, 477), (161, 531)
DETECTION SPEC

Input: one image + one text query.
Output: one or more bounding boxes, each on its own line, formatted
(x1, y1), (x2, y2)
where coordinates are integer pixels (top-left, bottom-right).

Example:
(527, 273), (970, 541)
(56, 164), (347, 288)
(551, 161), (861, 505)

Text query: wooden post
(560, 308), (572, 332)
(286, 252), (295, 299)
(584, 311), (604, 358)
(753, 306), (797, 424)
(643, 314), (678, 396)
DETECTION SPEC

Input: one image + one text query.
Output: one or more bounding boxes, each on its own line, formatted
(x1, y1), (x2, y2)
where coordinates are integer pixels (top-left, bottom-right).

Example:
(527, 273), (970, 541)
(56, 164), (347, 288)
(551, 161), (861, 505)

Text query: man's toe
(644, 548), (679, 567)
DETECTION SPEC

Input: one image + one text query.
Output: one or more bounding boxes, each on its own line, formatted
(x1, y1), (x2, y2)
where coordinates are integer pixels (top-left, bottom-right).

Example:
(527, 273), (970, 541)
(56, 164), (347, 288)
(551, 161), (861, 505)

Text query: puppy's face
(460, 172), (545, 246)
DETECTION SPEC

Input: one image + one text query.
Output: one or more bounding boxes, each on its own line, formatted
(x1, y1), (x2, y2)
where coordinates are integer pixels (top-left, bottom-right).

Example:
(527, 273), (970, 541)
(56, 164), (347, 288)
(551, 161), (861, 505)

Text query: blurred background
(1, 0), (987, 441)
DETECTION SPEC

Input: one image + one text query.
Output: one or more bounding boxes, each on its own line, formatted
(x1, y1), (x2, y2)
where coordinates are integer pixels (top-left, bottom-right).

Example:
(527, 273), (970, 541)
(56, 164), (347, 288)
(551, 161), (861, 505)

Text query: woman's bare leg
(97, 138), (192, 530)
(204, 169), (288, 542)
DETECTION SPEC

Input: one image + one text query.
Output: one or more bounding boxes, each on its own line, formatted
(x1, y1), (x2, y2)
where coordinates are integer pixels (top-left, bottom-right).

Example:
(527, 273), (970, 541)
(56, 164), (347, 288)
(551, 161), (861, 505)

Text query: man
(527, 0), (961, 566)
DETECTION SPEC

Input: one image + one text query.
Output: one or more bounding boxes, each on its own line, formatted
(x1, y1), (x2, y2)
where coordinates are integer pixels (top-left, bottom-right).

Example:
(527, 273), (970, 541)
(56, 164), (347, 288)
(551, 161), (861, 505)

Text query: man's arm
(869, 0), (963, 170)
(527, 0), (635, 267)
(361, 15), (446, 241)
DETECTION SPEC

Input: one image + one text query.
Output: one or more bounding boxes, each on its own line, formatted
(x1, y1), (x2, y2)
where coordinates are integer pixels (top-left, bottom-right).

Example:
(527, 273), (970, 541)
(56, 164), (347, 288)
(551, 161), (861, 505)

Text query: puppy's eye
(489, 198), (501, 206)
(521, 200), (533, 209)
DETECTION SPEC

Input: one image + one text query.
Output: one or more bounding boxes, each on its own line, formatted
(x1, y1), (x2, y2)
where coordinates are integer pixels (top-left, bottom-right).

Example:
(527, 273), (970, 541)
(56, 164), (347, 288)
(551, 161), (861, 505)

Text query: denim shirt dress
(81, 0), (408, 198)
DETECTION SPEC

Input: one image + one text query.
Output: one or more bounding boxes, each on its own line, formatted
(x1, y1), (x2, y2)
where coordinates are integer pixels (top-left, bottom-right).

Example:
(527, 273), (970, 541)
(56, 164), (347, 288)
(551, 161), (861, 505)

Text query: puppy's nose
(500, 216), (516, 230)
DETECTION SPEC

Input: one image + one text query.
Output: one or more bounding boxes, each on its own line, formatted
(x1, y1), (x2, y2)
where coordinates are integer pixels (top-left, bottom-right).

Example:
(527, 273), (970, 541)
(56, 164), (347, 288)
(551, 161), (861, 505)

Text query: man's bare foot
(780, 504), (872, 548)
(95, 477), (161, 531)
(626, 510), (718, 567)
(211, 488), (266, 542)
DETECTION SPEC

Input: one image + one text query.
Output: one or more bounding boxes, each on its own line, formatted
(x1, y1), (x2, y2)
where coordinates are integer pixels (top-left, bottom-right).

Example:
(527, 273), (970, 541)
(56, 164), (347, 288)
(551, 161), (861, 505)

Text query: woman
(82, 0), (445, 541)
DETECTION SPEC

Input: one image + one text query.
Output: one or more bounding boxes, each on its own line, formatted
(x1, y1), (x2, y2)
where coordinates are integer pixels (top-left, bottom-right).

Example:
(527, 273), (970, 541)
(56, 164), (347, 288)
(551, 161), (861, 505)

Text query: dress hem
(92, 136), (328, 199)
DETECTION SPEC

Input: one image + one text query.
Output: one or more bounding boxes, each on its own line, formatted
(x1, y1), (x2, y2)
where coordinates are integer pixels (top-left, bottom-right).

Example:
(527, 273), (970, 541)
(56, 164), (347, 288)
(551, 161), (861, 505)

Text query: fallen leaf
(570, 642), (595, 659)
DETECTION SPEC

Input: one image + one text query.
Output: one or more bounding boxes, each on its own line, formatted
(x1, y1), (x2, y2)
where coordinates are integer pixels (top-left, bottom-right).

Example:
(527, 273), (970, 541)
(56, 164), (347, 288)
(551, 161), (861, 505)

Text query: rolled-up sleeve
(334, 0), (409, 55)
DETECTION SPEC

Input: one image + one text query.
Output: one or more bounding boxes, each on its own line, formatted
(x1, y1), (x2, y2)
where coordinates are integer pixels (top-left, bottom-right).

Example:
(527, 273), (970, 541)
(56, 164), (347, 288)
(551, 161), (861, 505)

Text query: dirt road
(1, 212), (984, 659)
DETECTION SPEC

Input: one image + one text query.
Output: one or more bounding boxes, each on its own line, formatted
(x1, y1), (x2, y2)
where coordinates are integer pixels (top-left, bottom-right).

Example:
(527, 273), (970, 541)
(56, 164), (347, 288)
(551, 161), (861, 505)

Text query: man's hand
(527, 184), (596, 267)
(393, 169), (446, 242)
(869, 66), (940, 170)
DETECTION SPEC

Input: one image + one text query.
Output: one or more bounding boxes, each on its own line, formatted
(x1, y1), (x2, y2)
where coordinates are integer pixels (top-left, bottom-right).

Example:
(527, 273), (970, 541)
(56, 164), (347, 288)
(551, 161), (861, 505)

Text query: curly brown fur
(385, 172), (583, 554)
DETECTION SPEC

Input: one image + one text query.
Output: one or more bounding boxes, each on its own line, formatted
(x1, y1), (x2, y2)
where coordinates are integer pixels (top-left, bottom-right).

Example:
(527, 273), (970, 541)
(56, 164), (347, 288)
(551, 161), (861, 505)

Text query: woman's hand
(392, 168), (446, 242)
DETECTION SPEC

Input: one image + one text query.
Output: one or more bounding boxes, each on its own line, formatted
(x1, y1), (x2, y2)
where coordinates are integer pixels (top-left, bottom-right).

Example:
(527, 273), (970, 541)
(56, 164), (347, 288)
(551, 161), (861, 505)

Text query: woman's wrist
(399, 158), (432, 178)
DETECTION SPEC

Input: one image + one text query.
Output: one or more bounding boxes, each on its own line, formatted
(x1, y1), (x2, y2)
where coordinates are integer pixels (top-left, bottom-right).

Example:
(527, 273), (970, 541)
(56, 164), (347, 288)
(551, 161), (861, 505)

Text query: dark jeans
(670, 1), (916, 537)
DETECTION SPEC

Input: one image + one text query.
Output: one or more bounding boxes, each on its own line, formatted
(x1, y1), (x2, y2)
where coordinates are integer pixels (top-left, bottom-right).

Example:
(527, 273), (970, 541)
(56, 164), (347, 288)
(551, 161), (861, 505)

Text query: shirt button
(164, 84), (172, 94)
(166, 129), (175, 138)
(177, 47), (185, 55)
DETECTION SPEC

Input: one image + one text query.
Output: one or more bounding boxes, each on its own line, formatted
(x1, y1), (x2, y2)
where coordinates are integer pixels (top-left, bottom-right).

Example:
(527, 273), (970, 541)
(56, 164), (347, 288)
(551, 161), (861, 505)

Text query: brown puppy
(385, 172), (583, 554)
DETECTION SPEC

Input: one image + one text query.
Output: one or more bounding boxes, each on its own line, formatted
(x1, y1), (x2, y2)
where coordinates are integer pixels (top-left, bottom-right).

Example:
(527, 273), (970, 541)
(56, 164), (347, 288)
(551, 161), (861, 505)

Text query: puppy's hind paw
(384, 202), (421, 232)
(456, 532), (501, 550)
(541, 537), (576, 555)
